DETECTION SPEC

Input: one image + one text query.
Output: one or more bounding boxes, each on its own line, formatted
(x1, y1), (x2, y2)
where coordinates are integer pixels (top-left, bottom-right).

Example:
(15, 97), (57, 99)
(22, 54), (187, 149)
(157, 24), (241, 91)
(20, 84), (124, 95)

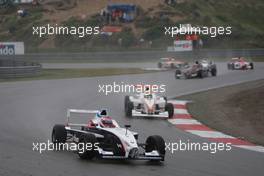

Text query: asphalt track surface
(1, 62), (264, 176)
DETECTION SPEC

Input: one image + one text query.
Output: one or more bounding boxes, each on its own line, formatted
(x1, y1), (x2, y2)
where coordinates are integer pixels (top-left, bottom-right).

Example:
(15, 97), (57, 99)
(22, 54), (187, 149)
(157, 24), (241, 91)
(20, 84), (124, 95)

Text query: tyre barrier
(0, 59), (42, 78)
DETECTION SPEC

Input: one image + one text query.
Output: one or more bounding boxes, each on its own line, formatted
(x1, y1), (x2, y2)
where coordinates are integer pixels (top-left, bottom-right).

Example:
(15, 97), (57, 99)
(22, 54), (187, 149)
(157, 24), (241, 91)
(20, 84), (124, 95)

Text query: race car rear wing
(66, 109), (99, 127)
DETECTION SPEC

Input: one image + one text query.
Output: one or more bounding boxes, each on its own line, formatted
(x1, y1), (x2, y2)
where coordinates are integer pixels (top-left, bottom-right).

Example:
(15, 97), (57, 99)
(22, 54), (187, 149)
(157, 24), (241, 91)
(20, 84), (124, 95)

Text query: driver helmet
(144, 93), (153, 99)
(96, 109), (108, 118)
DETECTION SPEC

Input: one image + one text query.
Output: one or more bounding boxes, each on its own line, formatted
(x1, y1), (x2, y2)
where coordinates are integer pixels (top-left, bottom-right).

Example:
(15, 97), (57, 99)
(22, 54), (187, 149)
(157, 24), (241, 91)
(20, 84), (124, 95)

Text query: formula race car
(157, 57), (188, 69)
(51, 109), (166, 161)
(227, 57), (254, 70)
(124, 92), (174, 118)
(175, 60), (217, 79)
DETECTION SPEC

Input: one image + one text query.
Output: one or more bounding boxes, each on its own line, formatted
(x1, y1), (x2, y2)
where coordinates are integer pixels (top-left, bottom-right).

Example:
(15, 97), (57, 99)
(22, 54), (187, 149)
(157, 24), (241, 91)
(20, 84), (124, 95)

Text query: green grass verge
(0, 68), (155, 82)
(26, 58), (159, 63)
(177, 79), (264, 145)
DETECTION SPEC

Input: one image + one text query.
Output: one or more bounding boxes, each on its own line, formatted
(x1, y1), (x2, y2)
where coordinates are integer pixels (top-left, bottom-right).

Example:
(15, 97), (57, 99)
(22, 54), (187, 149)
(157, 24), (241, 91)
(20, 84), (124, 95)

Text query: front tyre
(250, 62), (254, 69)
(125, 101), (133, 117)
(145, 135), (166, 161)
(78, 134), (98, 160)
(158, 62), (162, 68)
(211, 68), (217, 76)
(163, 96), (167, 102)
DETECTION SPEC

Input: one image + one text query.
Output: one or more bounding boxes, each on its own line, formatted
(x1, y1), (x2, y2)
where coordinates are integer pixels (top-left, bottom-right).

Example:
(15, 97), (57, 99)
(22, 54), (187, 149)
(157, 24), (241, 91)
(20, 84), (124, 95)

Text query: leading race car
(124, 91), (174, 118)
(157, 57), (188, 69)
(227, 57), (254, 70)
(175, 60), (217, 79)
(52, 109), (166, 162)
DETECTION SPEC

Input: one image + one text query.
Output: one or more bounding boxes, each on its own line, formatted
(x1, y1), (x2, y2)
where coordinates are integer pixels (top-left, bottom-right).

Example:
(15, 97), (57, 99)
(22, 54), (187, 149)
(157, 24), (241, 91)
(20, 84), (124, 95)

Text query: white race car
(51, 109), (166, 161)
(158, 57), (188, 69)
(227, 57), (254, 70)
(124, 92), (174, 118)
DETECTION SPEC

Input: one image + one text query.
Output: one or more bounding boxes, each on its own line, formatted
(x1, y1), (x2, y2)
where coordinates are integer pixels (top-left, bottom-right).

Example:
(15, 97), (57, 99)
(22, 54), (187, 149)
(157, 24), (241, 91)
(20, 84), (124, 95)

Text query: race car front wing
(99, 149), (164, 160)
(132, 110), (169, 118)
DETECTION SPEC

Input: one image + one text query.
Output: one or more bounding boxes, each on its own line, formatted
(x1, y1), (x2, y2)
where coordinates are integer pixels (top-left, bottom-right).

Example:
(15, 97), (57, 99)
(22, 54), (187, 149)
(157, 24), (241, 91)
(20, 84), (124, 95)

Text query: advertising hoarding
(0, 42), (25, 55)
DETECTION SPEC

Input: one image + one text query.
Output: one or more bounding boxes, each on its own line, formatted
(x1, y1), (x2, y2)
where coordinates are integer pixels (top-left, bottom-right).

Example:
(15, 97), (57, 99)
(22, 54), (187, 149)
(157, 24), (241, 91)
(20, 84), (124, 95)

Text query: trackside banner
(0, 42), (25, 55)
(167, 40), (193, 52)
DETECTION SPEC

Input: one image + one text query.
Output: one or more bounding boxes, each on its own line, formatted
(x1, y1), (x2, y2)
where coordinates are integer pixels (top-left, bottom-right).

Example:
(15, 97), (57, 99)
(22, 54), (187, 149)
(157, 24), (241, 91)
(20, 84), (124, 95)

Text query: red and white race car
(227, 57), (254, 70)
(124, 92), (174, 118)
(157, 57), (188, 69)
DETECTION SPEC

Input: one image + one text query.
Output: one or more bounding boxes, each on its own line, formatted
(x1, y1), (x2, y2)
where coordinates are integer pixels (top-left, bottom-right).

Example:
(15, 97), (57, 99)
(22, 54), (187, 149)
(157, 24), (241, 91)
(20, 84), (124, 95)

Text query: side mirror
(124, 124), (131, 128)
(124, 124), (131, 135)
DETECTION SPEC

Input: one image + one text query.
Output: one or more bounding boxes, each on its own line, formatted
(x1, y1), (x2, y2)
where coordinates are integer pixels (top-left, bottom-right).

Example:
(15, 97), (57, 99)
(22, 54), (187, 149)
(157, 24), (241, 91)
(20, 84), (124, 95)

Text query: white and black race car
(175, 59), (217, 79)
(124, 92), (174, 118)
(52, 109), (166, 161)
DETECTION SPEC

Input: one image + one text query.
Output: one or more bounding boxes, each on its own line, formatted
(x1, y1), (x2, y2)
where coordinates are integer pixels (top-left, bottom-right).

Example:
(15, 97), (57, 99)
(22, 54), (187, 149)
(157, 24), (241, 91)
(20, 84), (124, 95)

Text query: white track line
(186, 130), (235, 138)
(168, 119), (201, 125)
(168, 100), (188, 105)
(142, 68), (167, 71)
(169, 100), (264, 153)
(234, 145), (264, 153)
(174, 108), (188, 114)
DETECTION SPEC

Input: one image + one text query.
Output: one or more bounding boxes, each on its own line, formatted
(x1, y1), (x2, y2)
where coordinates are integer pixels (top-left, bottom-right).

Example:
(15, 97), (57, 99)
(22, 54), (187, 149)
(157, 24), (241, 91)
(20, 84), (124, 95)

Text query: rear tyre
(227, 63), (231, 70)
(104, 134), (125, 156)
(250, 62), (254, 69)
(125, 101), (133, 117)
(198, 70), (204, 78)
(145, 135), (166, 161)
(52, 124), (67, 143)
(204, 70), (209, 77)
(165, 103), (174, 118)
(211, 68), (217, 76)
(175, 70), (181, 79)
(183, 72), (190, 79)
(78, 134), (98, 160)
(231, 64), (235, 70)
(124, 95), (130, 109)
(158, 62), (162, 68)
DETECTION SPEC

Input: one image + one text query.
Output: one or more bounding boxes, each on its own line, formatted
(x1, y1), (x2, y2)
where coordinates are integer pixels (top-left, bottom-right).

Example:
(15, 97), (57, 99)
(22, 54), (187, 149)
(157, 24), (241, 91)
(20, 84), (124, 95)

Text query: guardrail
(0, 49), (263, 61)
(0, 59), (42, 78)
(0, 65), (42, 78)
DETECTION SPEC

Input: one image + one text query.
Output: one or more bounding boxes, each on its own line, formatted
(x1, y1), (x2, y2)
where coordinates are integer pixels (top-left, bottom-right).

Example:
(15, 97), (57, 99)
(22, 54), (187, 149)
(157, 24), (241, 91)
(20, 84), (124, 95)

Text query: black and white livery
(51, 109), (166, 161)
(175, 59), (217, 79)
(124, 92), (174, 118)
